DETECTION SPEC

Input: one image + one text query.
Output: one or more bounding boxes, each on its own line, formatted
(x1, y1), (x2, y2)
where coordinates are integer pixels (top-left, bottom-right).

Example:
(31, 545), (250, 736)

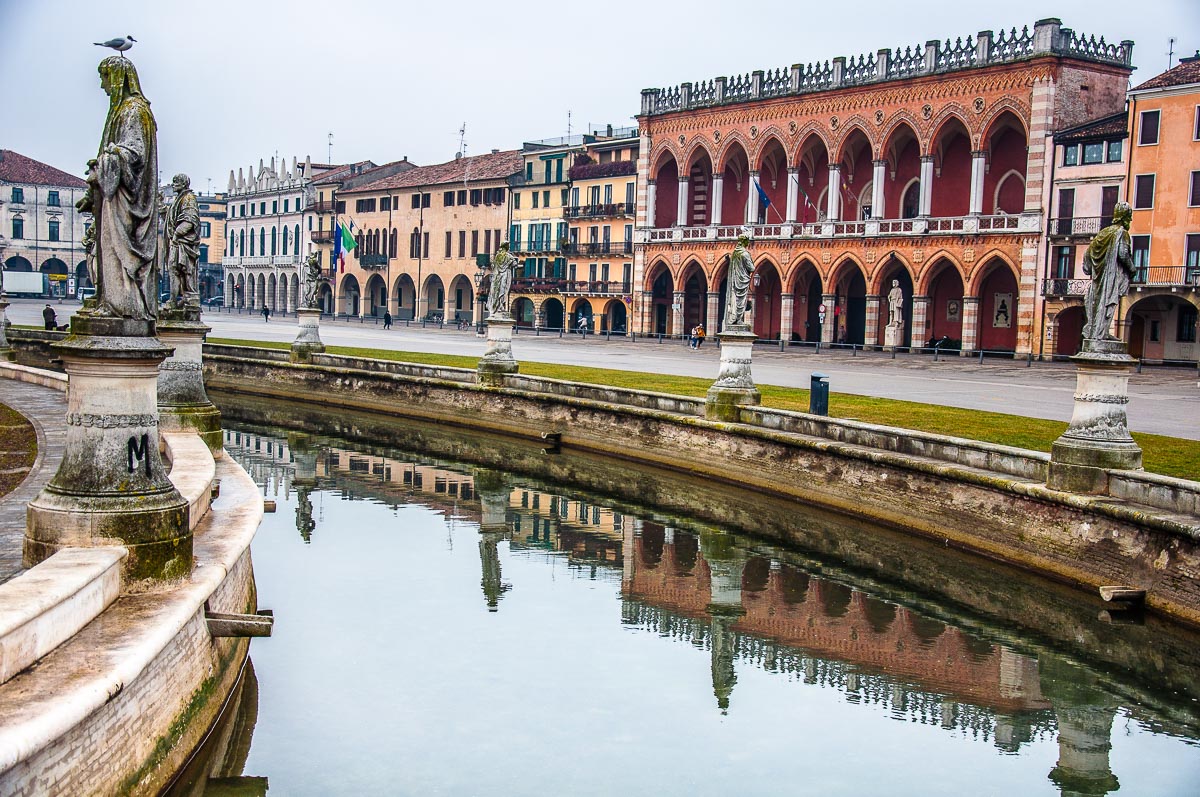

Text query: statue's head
(892, 279), (899, 287)
(171, 173), (190, 192)
(98, 56), (145, 101)
(498, 241), (509, 252)
(1111, 201), (1132, 230)
(736, 234), (751, 247)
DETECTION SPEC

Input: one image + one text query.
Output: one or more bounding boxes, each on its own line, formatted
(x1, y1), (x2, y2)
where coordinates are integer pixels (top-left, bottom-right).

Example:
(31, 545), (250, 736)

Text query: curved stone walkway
(0, 379), (66, 584)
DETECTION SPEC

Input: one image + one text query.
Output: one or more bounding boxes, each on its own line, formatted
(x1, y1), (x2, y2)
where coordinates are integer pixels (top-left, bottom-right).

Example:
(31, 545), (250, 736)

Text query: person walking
(695, 324), (706, 348)
(42, 304), (57, 331)
(688, 325), (698, 349)
(383, 310), (392, 330)
(261, 304), (270, 322)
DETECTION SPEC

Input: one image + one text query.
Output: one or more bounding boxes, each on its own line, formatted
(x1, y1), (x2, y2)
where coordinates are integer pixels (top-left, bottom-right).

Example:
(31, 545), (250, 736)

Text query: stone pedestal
(25, 315), (190, 584)
(1047, 339), (1143, 494)
(0, 298), (14, 362)
(883, 321), (905, 348)
(706, 328), (760, 421)
(158, 307), (221, 452)
(478, 316), (518, 386)
(291, 307), (326, 362)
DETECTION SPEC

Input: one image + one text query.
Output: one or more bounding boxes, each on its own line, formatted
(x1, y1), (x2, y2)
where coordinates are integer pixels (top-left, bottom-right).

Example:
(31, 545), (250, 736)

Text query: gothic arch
(644, 258), (673, 293)
(833, 119), (877, 164)
(789, 123), (833, 167)
(978, 100), (1031, 148)
(751, 128), (789, 167)
(914, 250), (965, 294)
(926, 105), (974, 156)
(677, 258), (707, 292)
(826, 253), (867, 293)
(964, 249), (1019, 295)
(649, 143), (681, 177)
(682, 138), (715, 173)
(992, 169), (1026, 211)
(869, 252), (917, 294)
(879, 111), (925, 156)
(716, 133), (752, 173)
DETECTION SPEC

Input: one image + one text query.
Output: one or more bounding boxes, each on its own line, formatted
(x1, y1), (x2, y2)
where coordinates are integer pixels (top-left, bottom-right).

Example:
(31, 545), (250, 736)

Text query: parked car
(77, 287), (96, 301)
(202, 295), (224, 306)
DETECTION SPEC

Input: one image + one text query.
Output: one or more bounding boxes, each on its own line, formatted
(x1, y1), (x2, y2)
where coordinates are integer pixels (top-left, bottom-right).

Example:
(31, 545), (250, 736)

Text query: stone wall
(202, 347), (1200, 627)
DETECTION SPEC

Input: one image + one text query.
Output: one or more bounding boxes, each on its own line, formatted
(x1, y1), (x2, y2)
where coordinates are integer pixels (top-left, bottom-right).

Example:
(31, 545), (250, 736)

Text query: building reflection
(224, 427), (1160, 796)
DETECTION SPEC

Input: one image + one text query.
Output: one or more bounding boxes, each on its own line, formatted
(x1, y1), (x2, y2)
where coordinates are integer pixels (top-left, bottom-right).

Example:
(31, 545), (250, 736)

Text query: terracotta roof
(0, 150), (87, 188)
(311, 161), (370, 185)
(1130, 54), (1200, 92)
(346, 150), (523, 194)
(1055, 112), (1128, 142)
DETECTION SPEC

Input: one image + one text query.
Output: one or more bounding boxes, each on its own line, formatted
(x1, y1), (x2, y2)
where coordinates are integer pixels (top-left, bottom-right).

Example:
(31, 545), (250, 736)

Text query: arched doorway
(289, 273), (300, 312)
(421, 275), (444, 321)
(317, 283), (334, 314)
(925, 259), (965, 347)
(4, 256), (32, 272)
(246, 275), (256, 308)
(1054, 306), (1084, 357)
(830, 260), (867, 345)
(448, 275), (474, 323)
(365, 274), (387, 318)
(650, 267), (673, 335)
(513, 297), (535, 326)
(235, 274), (246, 308)
(751, 260), (782, 339)
(652, 152), (679, 228)
(256, 274), (267, 310)
(267, 274), (278, 312)
(930, 116), (972, 217)
(681, 262), (708, 332)
(790, 259), (822, 342)
(881, 122), (922, 219)
(1125, 295), (1198, 362)
(976, 259), (1019, 351)
(393, 275), (415, 320)
(339, 274), (361, 317)
(41, 257), (68, 299)
(877, 259), (915, 347)
(541, 297), (564, 330)
(571, 299), (593, 333)
(602, 298), (628, 333)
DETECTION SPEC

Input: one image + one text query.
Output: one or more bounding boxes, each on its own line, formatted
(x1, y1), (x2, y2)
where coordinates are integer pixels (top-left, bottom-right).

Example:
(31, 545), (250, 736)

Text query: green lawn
(208, 337), (1198, 480)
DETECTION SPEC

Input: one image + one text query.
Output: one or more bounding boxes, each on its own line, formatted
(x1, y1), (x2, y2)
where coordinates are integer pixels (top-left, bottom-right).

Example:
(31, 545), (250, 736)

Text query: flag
(797, 185), (816, 222)
(753, 178), (771, 208)
(332, 222), (343, 274)
(334, 220), (357, 273)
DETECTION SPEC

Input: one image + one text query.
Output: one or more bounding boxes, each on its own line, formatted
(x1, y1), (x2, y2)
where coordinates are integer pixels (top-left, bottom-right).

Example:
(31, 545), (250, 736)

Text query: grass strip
(208, 337), (1198, 480)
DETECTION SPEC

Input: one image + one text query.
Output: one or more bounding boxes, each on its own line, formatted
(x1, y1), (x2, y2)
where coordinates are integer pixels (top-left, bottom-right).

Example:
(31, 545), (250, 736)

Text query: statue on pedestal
(1081, 202), (1135, 343)
(75, 56), (159, 321)
(162, 173), (199, 308)
(723, 227), (754, 330)
(887, 279), (903, 326)
(302, 251), (323, 309)
(487, 242), (517, 318)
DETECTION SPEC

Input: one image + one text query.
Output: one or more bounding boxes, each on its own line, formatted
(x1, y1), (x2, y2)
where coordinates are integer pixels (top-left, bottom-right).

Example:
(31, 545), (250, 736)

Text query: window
(457, 190), (466, 205)
(409, 227), (421, 258)
(1062, 144), (1079, 166)
(200, 222), (211, 237)
(1139, 110), (1160, 145)
(272, 200), (278, 214)
(240, 203), (246, 216)
(1149, 319), (1160, 343)
(458, 230), (466, 258)
(46, 219), (59, 242)
(1055, 246), (1073, 279)
(532, 192), (539, 209)
(270, 227), (277, 255)
(561, 188), (569, 206)
(11, 217), (23, 239)
(411, 194), (421, 209)
(46, 190), (60, 207)
(1101, 186), (1120, 222)
(336, 201), (345, 214)
(239, 229), (245, 255)
(626, 182), (635, 207)
(1082, 142), (1104, 164)
(543, 190), (550, 208)
(544, 161), (552, 183)
(525, 162), (533, 181)
(444, 231), (452, 257)
(1131, 235), (1151, 280)
(380, 197), (391, 212)
(260, 202), (266, 214)
(513, 192), (521, 210)
(1190, 171), (1200, 207)
(470, 189), (482, 205)
(1179, 305), (1198, 343)
(509, 225), (521, 249)
(1134, 174), (1156, 209)
(423, 232), (429, 259)
(444, 191), (455, 207)
(1196, 106), (1200, 140)
(1056, 188), (1075, 235)
(10, 187), (23, 203)
(484, 229), (492, 253)
(471, 230), (479, 256)
(555, 159), (563, 183)
(1187, 234), (1200, 277)
(284, 199), (289, 212)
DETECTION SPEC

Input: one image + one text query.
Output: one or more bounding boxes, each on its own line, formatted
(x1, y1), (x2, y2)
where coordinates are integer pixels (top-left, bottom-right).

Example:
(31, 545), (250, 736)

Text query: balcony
(359, 253), (388, 268)
(1132, 266), (1200, 288)
(1049, 216), (1104, 237)
(1042, 278), (1089, 297)
(310, 200), (338, 214)
(640, 213), (1040, 244)
(310, 229), (334, 244)
(561, 280), (632, 297)
(512, 243), (560, 255)
(563, 241), (634, 257)
(513, 277), (566, 293)
(563, 203), (634, 220)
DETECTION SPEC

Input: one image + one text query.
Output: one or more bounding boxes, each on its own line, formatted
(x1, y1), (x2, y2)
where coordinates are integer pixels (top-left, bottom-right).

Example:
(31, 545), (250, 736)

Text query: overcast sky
(2, 0), (1196, 194)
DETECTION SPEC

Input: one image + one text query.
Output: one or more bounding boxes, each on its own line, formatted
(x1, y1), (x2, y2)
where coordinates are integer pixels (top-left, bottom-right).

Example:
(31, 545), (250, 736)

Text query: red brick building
(633, 18), (1134, 355)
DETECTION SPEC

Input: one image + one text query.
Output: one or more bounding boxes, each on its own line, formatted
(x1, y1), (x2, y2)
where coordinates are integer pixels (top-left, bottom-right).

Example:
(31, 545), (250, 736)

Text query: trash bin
(809, 372), (830, 416)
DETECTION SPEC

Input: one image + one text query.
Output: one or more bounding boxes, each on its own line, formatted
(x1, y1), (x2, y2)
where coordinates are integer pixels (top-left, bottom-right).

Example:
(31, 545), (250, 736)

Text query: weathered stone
(158, 311), (221, 452)
(706, 330), (760, 420)
(478, 317), (518, 385)
(290, 308), (325, 363)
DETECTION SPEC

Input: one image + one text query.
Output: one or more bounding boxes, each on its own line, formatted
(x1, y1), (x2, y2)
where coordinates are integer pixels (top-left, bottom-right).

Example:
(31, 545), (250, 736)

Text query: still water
(171, 399), (1200, 796)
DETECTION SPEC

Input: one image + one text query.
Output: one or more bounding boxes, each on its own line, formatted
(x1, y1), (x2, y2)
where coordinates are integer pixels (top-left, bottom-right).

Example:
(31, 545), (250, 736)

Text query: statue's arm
(1117, 232), (1135, 276)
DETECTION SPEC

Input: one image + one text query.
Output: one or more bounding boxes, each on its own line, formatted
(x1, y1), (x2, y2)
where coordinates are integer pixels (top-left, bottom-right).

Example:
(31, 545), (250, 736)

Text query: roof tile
(0, 150), (88, 189)
(1130, 56), (1200, 92)
(345, 150), (523, 194)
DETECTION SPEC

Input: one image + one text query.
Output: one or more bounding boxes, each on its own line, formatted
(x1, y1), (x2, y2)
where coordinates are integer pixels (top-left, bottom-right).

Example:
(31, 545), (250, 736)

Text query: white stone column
(919, 156), (935, 216)
(676, 176), (689, 227)
(872, 160), (887, 219)
(779, 293), (795, 341)
(827, 165), (842, 221)
(711, 174), (724, 225)
(646, 180), (657, 228)
(745, 171), (760, 224)
(785, 168), (799, 223)
(969, 151), (986, 215)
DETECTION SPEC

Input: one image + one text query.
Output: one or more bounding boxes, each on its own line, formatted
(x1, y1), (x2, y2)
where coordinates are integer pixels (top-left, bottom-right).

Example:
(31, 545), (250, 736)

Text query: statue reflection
(289, 434), (319, 544)
(474, 469), (513, 611)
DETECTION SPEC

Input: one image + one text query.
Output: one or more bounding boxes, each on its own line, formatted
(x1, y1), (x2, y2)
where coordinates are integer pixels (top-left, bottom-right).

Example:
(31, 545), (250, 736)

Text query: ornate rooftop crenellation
(640, 18), (1133, 116)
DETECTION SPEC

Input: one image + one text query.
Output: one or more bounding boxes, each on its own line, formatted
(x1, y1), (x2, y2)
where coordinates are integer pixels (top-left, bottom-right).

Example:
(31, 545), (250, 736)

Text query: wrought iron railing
(1050, 216), (1104, 237)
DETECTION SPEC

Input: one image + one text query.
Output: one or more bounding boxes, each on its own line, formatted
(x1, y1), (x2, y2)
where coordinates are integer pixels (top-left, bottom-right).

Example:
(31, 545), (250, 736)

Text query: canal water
(170, 396), (1200, 796)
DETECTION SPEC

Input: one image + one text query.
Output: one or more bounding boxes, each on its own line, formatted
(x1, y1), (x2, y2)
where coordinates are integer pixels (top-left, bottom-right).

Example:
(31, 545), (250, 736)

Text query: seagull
(94, 35), (136, 56)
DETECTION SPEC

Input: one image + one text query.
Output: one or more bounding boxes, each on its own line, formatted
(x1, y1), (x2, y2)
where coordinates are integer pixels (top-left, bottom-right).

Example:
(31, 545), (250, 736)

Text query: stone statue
(487, 242), (517, 318)
(75, 56), (159, 321)
(302, 251), (323, 309)
(81, 222), (96, 298)
(887, 279), (903, 325)
(723, 227), (754, 330)
(162, 173), (199, 307)
(1081, 202), (1135, 342)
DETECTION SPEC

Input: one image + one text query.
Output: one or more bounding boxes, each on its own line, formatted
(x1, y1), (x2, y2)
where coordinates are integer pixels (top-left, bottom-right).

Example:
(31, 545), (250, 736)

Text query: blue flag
(754, 179), (771, 207)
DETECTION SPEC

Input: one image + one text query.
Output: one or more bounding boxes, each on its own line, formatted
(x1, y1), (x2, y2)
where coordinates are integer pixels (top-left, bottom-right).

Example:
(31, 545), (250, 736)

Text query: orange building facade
(633, 19), (1134, 356)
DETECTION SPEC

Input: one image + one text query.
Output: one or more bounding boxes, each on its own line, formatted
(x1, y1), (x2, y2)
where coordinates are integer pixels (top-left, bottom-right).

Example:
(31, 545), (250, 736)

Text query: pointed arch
(716, 133), (752, 173)
(833, 119), (876, 165)
(964, 249), (1019, 295)
(914, 250), (964, 294)
(750, 128), (788, 168)
(788, 123), (833, 167)
(682, 138), (715, 174)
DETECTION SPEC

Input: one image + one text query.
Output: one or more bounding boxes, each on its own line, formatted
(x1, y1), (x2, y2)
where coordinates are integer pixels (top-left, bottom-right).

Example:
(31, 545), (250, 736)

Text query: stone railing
(641, 19), (1133, 115)
(636, 213), (1040, 244)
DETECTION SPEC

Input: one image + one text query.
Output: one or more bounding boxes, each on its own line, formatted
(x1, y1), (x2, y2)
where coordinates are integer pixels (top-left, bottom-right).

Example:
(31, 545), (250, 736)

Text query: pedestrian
(383, 310), (392, 330)
(578, 315), (588, 336)
(696, 324), (706, 348)
(42, 304), (57, 331)
(688, 325), (698, 349)
(261, 305), (270, 323)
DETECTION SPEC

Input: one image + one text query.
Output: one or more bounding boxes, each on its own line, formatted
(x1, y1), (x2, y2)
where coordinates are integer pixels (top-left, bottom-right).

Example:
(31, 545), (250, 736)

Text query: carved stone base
(706, 330), (760, 421)
(478, 317), (518, 386)
(25, 333), (190, 584)
(158, 312), (222, 452)
(291, 308), (326, 362)
(0, 299), (14, 362)
(883, 322), (905, 348)
(1047, 338), (1143, 494)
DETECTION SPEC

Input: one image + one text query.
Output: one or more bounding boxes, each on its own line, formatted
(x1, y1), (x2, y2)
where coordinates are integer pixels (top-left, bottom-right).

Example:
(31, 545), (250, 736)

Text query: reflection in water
(216, 419), (1200, 796)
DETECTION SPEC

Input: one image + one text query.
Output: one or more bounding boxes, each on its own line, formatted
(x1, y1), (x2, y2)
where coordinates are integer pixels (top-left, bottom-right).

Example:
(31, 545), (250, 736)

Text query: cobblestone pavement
(0, 377), (66, 584)
(7, 298), (1199, 440)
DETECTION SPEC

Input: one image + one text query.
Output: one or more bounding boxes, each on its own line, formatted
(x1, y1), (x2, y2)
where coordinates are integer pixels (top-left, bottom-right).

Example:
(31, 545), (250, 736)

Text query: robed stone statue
(487, 242), (517, 319)
(723, 227), (754, 330)
(1081, 201), (1135, 342)
(76, 56), (159, 321)
(162, 173), (200, 307)
(302, 251), (323, 309)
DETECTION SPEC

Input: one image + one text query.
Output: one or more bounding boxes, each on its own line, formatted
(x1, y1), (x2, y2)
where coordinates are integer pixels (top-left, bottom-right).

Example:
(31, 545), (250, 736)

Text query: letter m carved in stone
(128, 433), (151, 477)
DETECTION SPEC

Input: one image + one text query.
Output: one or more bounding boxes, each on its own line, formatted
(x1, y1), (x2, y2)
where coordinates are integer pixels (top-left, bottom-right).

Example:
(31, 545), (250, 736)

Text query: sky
(2, 0), (1196, 194)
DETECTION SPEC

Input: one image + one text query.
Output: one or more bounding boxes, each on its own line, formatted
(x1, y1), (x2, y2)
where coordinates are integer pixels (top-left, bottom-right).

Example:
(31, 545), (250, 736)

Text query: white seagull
(94, 35), (136, 56)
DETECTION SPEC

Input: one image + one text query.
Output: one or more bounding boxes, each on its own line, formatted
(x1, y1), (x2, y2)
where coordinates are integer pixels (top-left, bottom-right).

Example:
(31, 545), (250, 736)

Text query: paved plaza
(7, 298), (1199, 440)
